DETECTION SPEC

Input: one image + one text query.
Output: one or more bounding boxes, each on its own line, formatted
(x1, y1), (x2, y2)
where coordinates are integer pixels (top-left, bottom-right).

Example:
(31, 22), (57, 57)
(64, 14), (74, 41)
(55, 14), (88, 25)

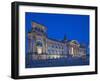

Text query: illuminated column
(71, 47), (74, 56)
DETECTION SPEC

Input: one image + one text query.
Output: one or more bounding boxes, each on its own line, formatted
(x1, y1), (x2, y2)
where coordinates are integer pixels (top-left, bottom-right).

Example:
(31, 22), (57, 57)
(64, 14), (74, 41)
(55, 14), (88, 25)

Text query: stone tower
(28, 22), (47, 55)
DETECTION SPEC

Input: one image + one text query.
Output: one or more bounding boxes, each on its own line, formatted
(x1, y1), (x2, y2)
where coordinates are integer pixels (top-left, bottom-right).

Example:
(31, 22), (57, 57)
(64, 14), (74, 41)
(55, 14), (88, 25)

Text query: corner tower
(28, 22), (47, 55)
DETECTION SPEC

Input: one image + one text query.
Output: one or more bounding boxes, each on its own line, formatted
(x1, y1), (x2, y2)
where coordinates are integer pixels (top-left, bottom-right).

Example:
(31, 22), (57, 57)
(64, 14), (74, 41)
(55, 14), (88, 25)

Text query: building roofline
(31, 21), (47, 30)
(47, 37), (64, 43)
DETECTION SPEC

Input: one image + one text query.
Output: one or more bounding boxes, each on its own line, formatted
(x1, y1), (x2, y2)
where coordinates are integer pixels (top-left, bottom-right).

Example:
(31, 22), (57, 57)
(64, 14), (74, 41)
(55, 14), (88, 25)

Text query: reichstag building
(27, 22), (86, 60)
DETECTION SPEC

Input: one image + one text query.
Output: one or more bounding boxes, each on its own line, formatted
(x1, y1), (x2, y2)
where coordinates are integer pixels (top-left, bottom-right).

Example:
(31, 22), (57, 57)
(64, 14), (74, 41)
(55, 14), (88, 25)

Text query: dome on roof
(70, 40), (79, 45)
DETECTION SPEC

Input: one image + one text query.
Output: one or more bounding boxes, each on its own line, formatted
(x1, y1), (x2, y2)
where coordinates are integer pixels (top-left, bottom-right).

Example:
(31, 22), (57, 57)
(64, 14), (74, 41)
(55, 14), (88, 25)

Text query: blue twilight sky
(25, 12), (90, 53)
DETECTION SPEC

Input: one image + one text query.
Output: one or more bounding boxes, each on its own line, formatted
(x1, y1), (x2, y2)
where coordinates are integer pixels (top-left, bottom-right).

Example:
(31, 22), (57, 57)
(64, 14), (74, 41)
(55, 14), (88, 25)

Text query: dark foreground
(26, 55), (89, 68)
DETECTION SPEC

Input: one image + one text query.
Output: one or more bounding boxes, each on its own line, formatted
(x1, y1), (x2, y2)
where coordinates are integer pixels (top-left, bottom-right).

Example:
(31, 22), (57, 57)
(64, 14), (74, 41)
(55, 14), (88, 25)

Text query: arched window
(36, 41), (43, 47)
(35, 27), (38, 31)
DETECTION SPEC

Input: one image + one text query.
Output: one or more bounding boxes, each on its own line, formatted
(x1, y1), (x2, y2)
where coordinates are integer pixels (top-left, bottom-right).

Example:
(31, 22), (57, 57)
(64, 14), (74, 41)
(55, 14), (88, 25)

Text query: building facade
(27, 22), (86, 60)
